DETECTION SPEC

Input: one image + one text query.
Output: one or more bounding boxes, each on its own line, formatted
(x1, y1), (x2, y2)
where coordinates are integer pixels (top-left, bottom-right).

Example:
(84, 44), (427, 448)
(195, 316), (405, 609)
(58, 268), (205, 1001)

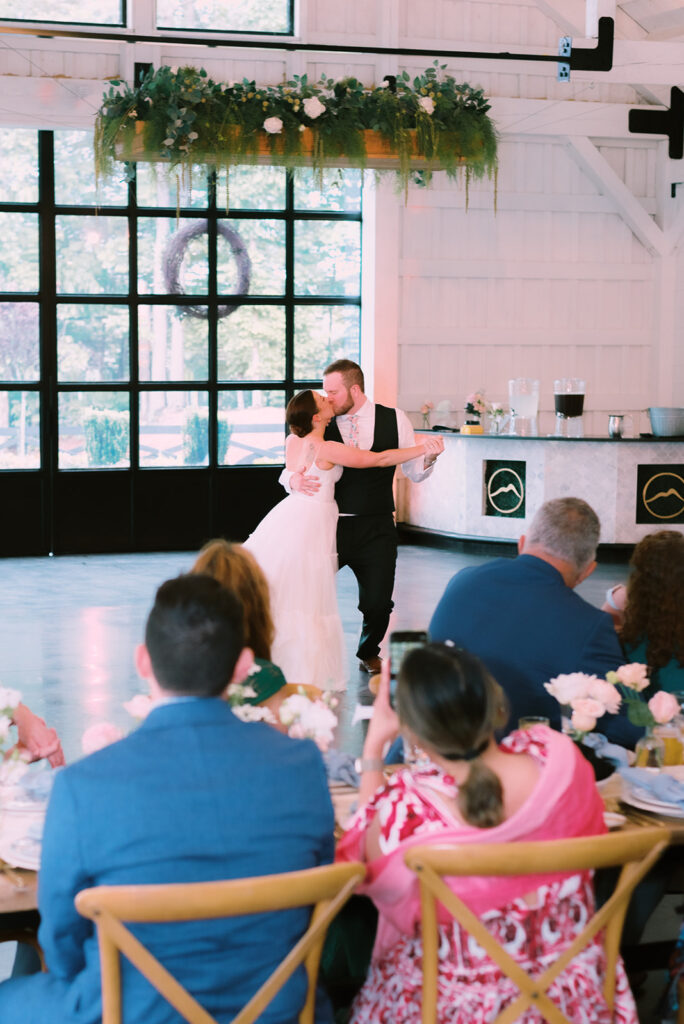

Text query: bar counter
(398, 432), (684, 545)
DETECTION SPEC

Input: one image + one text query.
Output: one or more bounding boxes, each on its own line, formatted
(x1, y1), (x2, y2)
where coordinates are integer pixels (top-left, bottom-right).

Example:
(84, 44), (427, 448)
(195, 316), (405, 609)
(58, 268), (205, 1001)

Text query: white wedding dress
(244, 454), (347, 691)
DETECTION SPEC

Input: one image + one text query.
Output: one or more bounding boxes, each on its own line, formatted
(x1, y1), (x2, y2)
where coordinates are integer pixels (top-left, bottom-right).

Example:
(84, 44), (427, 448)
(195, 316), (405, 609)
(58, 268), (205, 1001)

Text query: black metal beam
(0, 17), (615, 73)
(629, 86), (684, 160)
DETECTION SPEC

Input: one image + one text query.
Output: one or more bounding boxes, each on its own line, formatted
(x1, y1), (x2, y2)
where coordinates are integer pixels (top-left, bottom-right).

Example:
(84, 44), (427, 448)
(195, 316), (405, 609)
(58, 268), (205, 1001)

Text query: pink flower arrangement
(464, 391), (486, 418)
(545, 663), (681, 741)
(420, 402), (434, 416)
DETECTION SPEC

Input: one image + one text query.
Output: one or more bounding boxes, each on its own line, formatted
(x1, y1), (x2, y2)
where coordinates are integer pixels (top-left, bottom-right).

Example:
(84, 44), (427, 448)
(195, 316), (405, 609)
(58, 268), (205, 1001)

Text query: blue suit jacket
(0, 699), (335, 1024)
(429, 555), (642, 748)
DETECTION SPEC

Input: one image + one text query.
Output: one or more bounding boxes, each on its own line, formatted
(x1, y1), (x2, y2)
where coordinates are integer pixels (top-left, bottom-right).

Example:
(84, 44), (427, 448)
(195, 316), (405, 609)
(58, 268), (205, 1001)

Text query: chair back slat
(76, 861), (365, 1024)
(405, 828), (670, 1024)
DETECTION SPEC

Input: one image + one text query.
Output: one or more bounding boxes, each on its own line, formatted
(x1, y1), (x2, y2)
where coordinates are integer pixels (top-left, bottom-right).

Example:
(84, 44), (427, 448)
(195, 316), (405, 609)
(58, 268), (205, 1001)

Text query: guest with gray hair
(429, 497), (641, 748)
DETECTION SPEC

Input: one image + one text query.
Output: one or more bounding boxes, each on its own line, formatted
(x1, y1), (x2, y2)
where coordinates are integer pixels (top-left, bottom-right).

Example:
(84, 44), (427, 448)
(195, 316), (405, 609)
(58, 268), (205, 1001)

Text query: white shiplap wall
(0, 0), (682, 431)
(390, 135), (666, 435)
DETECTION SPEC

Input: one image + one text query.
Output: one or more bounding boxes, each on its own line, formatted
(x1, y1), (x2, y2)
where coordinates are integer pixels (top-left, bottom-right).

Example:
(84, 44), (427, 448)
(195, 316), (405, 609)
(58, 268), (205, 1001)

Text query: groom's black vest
(325, 404), (399, 515)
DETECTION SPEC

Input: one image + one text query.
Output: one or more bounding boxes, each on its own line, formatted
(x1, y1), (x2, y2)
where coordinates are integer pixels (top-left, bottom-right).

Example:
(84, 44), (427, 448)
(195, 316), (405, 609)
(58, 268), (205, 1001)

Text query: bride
(244, 390), (443, 691)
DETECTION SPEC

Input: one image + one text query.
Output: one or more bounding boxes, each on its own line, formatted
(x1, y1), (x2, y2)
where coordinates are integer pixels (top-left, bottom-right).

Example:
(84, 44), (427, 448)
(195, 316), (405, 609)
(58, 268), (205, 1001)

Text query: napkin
(618, 767), (684, 808)
(582, 733), (630, 767)
(324, 750), (360, 788)
(18, 766), (58, 803)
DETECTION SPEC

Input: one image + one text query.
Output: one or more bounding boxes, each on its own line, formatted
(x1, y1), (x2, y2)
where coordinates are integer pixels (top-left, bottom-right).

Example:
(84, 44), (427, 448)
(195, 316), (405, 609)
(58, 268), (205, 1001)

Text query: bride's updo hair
(286, 390), (318, 438)
(397, 644), (509, 829)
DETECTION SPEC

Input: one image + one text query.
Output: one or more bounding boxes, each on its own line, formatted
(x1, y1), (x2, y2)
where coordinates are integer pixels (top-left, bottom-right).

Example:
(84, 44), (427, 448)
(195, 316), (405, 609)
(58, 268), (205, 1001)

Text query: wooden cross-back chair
(75, 860), (365, 1024)
(405, 828), (670, 1024)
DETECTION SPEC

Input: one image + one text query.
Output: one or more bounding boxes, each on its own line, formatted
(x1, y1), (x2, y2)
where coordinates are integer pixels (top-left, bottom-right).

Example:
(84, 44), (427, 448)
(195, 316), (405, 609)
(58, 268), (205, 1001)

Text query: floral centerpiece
(94, 62), (498, 197)
(487, 401), (507, 434)
(420, 401), (434, 429)
(464, 391), (486, 424)
(82, 674), (338, 756)
(544, 664), (681, 766)
(226, 678), (338, 752)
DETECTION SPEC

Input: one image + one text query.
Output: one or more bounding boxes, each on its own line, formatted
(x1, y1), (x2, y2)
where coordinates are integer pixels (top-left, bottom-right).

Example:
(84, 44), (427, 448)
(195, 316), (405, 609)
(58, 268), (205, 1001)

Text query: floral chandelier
(95, 61), (498, 196)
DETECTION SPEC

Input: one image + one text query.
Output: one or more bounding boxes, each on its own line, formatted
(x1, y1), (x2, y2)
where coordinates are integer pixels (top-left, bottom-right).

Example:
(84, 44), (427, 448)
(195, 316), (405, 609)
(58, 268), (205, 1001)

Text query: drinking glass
(554, 378), (585, 437)
(508, 378), (539, 436)
(518, 716), (550, 730)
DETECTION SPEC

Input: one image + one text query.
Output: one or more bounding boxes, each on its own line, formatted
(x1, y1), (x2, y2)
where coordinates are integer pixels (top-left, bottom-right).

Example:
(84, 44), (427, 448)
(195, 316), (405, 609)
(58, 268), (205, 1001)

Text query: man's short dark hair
(323, 359), (365, 392)
(145, 574), (245, 696)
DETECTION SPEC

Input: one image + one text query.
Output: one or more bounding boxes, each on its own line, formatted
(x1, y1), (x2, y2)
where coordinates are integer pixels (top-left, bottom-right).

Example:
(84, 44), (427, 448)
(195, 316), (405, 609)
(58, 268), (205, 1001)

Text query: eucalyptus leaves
(95, 61), (498, 194)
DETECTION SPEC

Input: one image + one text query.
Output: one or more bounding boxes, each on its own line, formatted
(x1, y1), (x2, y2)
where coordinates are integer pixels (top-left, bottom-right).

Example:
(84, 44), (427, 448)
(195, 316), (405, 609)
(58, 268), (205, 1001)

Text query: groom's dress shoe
(359, 656), (382, 674)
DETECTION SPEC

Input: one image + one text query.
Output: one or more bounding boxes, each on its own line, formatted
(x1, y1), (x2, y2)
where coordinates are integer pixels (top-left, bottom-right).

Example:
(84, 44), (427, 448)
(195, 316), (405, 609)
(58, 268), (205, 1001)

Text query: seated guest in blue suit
(0, 574), (335, 1024)
(429, 497), (641, 749)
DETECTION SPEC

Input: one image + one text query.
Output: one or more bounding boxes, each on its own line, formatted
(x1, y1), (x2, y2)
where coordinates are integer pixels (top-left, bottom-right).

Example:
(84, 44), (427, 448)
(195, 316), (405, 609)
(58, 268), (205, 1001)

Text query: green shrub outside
(83, 408), (128, 466)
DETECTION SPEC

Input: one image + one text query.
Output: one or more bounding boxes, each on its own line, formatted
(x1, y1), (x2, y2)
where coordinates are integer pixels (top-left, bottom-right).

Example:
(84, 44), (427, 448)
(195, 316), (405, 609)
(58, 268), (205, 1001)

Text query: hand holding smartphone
(389, 630), (429, 707)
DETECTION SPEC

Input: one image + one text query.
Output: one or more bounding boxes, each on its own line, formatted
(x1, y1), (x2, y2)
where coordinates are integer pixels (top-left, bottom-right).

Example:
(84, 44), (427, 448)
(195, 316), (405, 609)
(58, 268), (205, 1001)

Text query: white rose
(303, 96), (326, 119)
(544, 672), (597, 706)
(263, 116), (283, 134)
(0, 715), (12, 742)
(418, 96), (435, 115)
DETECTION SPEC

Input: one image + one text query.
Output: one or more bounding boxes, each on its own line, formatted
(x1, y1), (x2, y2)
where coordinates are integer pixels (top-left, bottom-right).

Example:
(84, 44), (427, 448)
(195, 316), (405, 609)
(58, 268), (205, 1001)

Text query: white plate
(620, 786), (684, 819)
(0, 837), (40, 871)
(603, 811), (626, 829)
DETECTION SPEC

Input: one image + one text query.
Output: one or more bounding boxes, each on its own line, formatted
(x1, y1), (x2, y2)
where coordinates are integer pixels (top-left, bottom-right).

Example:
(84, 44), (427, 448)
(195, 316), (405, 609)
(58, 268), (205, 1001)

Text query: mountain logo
(487, 467), (524, 514)
(642, 471), (684, 520)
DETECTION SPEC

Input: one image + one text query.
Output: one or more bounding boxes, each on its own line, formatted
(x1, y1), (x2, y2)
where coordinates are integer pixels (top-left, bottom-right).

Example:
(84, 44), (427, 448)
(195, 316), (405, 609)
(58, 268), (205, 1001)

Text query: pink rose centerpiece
(606, 664), (681, 767)
(464, 390), (486, 424)
(544, 672), (621, 740)
(545, 663), (681, 765)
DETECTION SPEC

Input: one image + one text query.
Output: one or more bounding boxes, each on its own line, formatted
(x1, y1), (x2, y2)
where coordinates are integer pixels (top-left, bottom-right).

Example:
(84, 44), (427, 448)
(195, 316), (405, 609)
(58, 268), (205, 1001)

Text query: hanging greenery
(95, 62), (498, 195)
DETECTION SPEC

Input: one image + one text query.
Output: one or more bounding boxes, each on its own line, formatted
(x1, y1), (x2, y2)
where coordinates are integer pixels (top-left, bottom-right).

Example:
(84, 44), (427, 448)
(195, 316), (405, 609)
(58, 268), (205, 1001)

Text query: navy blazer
(0, 699), (335, 1024)
(429, 555), (642, 748)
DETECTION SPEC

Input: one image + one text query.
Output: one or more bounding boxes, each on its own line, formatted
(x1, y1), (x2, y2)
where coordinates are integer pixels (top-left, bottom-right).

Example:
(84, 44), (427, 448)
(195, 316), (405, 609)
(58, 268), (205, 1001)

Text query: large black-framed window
(0, 129), (362, 554)
(0, 1), (125, 26)
(0, 0), (294, 33)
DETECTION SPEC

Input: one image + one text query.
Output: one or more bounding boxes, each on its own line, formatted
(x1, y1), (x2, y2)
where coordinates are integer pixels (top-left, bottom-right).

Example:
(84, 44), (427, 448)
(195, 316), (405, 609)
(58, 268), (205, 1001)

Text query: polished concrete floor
(0, 542), (628, 764)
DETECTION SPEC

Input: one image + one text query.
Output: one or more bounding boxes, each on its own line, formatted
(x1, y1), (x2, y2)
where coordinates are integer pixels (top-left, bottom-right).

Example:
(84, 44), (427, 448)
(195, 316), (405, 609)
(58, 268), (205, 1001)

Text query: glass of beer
(554, 379), (585, 438)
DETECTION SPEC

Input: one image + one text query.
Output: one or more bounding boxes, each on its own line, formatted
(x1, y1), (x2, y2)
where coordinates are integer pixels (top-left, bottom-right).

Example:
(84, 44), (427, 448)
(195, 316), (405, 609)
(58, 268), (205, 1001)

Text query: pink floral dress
(340, 730), (638, 1024)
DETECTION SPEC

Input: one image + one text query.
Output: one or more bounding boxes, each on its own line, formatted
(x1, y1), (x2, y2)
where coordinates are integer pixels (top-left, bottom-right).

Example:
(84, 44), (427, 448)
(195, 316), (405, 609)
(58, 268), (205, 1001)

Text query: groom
(283, 359), (442, 673)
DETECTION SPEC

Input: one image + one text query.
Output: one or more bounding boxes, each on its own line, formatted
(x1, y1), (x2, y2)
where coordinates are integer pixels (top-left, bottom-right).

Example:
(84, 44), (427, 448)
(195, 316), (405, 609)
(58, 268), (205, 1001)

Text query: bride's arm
(320, 435), (443, 469)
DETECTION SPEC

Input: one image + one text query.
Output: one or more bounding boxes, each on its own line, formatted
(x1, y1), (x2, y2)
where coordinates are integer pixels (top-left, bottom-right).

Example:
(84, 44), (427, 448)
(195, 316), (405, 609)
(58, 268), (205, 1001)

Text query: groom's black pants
(336, 513), (397, 661)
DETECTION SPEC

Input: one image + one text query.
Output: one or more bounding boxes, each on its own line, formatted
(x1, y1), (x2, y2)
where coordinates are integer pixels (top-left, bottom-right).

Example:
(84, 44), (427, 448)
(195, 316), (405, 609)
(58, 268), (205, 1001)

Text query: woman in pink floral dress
(336, 644), (637, 1024)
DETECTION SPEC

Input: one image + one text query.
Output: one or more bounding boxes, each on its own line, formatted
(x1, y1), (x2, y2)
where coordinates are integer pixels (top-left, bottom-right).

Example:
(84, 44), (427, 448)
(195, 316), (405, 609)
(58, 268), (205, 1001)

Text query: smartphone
(389, 630), (429, 707)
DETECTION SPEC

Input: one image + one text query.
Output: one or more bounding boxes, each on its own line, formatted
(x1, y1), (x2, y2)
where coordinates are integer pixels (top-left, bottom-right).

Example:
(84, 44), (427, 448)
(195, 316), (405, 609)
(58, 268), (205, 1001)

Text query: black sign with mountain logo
(484, 460), (526, 518)
(636, 464), (684, 524)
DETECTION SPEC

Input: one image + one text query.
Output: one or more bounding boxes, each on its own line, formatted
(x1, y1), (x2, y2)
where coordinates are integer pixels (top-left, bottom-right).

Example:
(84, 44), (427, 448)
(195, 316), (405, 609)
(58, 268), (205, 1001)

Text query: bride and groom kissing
(244, 359), (444, 691)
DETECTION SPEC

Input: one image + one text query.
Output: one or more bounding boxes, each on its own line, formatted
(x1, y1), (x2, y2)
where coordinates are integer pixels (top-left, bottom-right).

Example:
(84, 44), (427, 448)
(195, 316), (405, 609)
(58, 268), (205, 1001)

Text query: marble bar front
(397, 433), (684, 546)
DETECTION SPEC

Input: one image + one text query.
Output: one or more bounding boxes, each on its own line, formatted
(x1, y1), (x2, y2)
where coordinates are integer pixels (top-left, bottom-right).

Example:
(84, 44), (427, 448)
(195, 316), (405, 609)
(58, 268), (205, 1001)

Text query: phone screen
(389, 630), (429, 706)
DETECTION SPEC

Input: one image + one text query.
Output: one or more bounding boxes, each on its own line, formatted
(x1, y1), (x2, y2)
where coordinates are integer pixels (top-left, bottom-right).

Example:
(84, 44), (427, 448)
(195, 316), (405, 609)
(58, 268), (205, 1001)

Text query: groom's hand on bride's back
(290, 467), (322, 495)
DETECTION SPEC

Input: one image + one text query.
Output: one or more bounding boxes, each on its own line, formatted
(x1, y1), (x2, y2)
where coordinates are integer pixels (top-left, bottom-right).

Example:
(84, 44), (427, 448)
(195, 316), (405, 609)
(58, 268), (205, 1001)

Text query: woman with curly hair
(602, 530), (684, 693)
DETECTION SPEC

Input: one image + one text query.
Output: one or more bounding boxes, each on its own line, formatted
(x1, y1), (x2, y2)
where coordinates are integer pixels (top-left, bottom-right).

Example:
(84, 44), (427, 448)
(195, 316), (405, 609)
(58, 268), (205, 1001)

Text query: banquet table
(1, 773), (682, 921)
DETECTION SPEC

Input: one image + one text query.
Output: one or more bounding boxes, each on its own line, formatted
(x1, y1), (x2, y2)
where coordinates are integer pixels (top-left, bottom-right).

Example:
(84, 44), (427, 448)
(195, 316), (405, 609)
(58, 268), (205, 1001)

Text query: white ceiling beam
(533, 0), (647, 40)
(567, 135), (666, 254)
(493, 96), (642, 139)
